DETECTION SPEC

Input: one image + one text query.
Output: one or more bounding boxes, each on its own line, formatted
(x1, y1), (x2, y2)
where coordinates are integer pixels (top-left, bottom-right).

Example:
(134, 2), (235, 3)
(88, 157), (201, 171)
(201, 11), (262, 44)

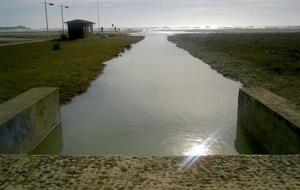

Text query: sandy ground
(0, 155), (299, 189)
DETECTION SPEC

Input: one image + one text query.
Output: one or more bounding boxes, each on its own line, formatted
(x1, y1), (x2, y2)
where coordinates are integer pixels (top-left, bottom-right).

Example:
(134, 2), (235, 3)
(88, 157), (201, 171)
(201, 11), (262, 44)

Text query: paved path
(1, 155), (299, 189)
(0, 38), (57, 47)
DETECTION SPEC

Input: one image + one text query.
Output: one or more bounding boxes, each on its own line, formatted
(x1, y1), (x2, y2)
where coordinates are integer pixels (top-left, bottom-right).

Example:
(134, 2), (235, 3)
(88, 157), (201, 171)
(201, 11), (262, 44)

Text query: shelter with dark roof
(66, 19), (95, 39)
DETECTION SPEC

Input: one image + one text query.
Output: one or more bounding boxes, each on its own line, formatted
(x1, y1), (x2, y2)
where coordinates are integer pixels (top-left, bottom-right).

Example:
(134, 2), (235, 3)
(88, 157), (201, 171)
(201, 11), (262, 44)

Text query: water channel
(34, 32), (242, 156)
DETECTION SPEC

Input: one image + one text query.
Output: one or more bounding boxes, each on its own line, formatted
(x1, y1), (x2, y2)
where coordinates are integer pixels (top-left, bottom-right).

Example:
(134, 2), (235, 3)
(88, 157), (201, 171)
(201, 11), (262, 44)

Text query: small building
(66, 19), (95, 39)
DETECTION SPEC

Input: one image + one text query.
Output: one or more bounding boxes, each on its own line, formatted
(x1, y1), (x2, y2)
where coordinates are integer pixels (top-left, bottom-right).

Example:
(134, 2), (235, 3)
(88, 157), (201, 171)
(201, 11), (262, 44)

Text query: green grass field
(168, 33), (300, 106)
(0, 35), (144, 104)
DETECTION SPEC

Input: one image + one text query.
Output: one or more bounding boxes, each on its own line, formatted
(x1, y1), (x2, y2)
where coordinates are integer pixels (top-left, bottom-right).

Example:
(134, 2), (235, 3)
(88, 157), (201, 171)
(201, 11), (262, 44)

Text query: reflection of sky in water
(36, 33), (241, 156)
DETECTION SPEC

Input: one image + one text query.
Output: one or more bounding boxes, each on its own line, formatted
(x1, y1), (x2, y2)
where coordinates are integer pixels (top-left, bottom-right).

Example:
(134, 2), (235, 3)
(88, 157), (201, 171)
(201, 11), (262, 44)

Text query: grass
(0, 35), (144, 104)
(168, 33), (300, 106)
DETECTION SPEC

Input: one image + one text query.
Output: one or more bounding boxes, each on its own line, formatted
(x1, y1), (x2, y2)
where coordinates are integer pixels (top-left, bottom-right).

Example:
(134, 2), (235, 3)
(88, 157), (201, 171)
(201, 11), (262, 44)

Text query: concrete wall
(237, 87), (300, 154)
(0, 88), (61, 154)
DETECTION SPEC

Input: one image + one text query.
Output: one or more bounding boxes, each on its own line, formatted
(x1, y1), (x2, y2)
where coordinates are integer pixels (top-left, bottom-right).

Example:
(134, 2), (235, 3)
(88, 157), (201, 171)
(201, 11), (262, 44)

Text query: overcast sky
(0, 0), (299, 28)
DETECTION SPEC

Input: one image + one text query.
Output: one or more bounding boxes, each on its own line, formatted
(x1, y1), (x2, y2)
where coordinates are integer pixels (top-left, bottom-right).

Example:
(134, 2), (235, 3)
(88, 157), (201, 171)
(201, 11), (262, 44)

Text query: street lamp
(42, 0), (55, 38)
(97, 0), (101, 33)
(58, 4), (69, 34)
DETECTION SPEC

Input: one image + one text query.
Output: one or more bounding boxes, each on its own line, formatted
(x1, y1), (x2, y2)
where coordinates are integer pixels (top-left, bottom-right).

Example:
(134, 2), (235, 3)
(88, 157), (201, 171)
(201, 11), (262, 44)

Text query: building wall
(68, 23), (93, 39)
(68, 24), (84, 39)
(83, 25), (93, 38)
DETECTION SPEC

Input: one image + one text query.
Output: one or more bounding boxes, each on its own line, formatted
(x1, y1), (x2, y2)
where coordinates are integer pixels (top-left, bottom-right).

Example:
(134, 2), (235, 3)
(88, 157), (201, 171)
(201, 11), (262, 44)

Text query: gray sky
(0, 0), (299, 28)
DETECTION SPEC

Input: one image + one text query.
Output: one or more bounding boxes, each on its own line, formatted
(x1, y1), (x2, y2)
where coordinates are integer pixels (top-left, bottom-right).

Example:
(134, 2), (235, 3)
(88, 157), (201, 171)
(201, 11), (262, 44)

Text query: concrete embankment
(237, 87), (300, 154)
(0, 155), (299, 189)
(0, 88), (60, 154)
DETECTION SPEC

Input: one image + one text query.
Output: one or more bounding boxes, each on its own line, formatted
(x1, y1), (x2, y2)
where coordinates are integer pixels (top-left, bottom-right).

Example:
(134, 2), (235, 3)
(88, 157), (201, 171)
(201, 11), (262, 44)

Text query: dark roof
(66, 19), (95, 25)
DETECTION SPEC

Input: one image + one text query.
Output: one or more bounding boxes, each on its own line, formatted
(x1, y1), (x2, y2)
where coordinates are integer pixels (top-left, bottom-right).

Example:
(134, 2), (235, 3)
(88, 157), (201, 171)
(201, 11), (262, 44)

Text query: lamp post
(97, 0), (101, 33)
(59, 4), (69, 34)
(42, 0), (55, 38)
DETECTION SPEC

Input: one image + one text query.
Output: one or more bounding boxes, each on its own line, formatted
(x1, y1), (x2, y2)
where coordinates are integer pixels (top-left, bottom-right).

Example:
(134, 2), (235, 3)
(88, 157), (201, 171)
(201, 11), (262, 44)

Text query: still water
(34, 33), (241, 156)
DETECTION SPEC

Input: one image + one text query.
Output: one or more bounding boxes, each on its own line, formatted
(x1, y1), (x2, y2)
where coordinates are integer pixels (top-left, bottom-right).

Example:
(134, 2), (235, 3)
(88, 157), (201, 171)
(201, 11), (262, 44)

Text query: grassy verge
(0, 35), (144, 104)
(168, 33), (300, 106)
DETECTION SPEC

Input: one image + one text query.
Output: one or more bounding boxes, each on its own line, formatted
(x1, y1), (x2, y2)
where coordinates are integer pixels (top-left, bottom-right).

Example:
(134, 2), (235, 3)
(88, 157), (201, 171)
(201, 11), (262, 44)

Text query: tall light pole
(59, 4), (69, 34)
(42, 0), (54, 38)
(97, 0), (100, 33)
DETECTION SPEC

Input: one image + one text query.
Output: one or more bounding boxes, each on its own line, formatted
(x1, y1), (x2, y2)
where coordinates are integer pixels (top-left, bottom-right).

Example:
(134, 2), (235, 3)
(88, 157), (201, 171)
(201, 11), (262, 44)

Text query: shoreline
(168, 33), (300, 106)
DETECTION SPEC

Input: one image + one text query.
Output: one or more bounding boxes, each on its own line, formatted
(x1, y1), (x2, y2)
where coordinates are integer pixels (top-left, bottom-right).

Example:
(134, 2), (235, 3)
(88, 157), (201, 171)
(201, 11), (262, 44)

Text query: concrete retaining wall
(237, 87), (300, 154)
(0, 88), (61, 154)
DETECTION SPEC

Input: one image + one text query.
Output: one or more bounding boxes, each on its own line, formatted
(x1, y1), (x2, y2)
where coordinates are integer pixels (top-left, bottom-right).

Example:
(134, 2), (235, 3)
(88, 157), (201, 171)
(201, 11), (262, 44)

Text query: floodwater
(34, 32), (242, 156)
